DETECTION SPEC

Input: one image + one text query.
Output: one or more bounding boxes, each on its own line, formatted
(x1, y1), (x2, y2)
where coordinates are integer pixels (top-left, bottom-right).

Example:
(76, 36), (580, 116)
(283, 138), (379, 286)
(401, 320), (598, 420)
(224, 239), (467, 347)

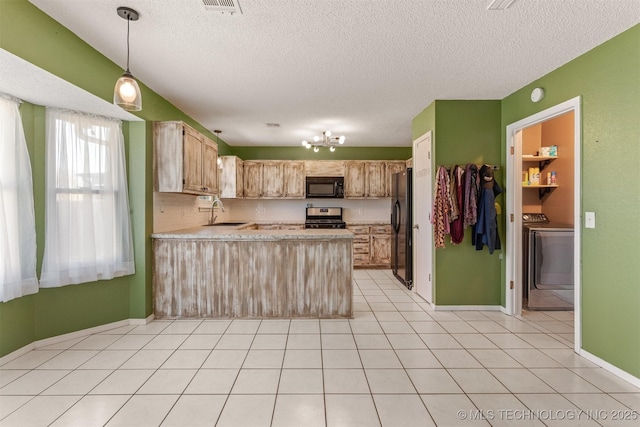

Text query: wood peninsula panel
(153, 231), (353, 318)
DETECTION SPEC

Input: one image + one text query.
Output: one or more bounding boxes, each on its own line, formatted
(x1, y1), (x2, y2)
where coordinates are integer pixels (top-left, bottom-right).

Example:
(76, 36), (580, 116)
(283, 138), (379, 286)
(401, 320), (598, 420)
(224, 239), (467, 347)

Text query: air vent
(487, 0), (515, 10)
(202, 0), (243, 15)
(266, 123), (280, 128)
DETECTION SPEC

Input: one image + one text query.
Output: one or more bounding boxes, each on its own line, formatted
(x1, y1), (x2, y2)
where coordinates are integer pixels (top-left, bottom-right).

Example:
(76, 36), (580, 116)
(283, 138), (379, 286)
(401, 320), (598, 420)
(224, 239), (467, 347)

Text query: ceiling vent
(487, 0), (515, 10)
(202, 0), (243, 15)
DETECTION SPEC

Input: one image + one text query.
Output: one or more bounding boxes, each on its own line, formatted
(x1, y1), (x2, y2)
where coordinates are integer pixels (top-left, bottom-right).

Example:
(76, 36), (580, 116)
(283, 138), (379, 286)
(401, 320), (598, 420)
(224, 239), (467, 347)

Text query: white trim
(0, 317), (154, 366)
(130, 313), (155, 325)
(579, 349), (640, 389)
(432, 305), (503, 311)
(504, 96), (582, 354)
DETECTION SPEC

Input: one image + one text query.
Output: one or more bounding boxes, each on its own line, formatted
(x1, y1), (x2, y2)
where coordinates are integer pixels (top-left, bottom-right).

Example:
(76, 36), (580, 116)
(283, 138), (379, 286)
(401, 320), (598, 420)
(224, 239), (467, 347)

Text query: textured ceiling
(26, 0), (640, 147)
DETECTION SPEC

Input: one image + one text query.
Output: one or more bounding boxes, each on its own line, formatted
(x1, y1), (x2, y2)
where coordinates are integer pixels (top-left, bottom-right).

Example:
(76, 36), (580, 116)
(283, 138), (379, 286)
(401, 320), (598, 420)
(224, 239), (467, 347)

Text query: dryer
(522, 213), (574, 310)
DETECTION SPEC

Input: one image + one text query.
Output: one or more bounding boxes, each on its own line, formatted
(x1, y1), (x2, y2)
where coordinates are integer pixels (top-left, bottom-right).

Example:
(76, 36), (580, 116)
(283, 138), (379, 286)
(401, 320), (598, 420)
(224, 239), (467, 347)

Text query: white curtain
(40, 109), (135, 288)
(0, 96), (38, 302)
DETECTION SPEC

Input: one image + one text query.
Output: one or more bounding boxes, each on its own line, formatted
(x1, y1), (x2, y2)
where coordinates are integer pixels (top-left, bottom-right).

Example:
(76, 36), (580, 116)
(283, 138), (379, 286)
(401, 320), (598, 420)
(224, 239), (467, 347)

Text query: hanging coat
(463, 163), (479, 228)
(431, 166), (451, 249)
(472, 165), (502, 254)
(449, 165), (465, 244)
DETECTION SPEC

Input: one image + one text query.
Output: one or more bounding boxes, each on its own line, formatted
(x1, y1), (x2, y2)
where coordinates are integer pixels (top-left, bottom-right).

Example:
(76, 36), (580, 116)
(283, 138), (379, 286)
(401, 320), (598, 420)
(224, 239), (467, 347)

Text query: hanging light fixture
(114, 7), (142, 111)
(301, 131), (346, 153)
(214, 130), (222, 167)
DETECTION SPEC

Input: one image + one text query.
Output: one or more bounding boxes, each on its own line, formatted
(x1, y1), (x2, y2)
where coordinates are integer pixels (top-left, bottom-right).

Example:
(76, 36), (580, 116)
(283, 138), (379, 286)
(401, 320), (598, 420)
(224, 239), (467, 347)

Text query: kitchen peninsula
(151, 225), (353, 319)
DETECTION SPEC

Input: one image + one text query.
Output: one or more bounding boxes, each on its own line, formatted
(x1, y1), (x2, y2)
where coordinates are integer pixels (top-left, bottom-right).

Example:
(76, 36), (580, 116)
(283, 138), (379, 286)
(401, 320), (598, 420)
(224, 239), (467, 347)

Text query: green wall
(413, 100), (503, 306)
(502, 24), (640, 378)
(231, 146), (411, 160)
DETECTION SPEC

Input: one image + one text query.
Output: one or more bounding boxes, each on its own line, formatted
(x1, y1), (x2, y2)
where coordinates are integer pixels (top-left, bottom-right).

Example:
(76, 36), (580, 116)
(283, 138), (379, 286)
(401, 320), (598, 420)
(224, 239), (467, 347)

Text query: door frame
(504, 96), (582, 352)
(412, 130), (435, 305)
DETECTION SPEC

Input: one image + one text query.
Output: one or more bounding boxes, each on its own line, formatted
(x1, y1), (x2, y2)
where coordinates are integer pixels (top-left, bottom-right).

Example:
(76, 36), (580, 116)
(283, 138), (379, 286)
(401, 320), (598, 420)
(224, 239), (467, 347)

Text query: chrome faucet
(209, 196), (225, 224)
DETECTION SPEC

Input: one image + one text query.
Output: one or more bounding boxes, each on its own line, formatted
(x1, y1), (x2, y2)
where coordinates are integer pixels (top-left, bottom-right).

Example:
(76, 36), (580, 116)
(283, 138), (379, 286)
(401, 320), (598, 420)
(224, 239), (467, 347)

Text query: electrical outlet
(585, 211), (596, 229)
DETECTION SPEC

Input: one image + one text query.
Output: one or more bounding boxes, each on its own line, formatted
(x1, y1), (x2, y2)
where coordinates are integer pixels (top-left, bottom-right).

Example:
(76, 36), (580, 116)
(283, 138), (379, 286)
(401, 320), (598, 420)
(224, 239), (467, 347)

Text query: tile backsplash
(153, 193), (391, 232)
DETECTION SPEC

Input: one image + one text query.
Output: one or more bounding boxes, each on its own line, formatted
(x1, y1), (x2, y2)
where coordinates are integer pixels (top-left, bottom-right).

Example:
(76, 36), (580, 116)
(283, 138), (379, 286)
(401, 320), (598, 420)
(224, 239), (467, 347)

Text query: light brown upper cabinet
(366, 161), (386, 198)
(154, 121), (218, 196)
(345, 161), (390, 198)
(243, 161), (264, 198)
(385, 161), (406, 197)
(218, 155), (244, 198)
(283, 161), (306, 198)
(344, 161), (367, 198)
(243, 160), (306, 199)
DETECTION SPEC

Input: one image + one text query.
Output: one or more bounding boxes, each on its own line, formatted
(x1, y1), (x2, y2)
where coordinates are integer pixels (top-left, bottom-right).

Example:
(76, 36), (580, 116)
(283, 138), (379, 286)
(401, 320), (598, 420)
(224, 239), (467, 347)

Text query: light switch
(585, 212), (596, 229)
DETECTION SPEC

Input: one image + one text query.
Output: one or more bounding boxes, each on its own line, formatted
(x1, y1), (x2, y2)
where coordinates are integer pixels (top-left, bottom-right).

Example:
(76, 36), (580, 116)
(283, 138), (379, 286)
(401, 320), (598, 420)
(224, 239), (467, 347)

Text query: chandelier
(301, 131), (345, 153)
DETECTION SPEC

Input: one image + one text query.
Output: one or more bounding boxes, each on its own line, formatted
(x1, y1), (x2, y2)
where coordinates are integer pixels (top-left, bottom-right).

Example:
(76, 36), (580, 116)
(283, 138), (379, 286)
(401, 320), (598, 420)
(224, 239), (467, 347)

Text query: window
(0, 96), (38, 302)
(40, 109), (134, 288)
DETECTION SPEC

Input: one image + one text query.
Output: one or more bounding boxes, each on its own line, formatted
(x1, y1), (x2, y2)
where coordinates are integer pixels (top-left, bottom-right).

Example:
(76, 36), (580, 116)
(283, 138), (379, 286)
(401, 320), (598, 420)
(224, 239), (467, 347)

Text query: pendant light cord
(126, 15), (131, 72)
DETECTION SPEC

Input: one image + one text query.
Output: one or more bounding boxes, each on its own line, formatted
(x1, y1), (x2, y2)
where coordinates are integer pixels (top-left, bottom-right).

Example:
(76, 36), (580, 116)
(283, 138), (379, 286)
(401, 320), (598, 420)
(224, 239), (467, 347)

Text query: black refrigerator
(391, 168), (413, 289)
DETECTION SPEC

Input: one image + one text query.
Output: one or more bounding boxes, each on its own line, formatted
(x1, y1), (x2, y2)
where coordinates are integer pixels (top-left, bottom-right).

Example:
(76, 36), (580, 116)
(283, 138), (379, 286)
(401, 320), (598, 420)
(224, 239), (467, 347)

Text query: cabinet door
(243, 161), (263, 198)
(183, 127), (204, 193)
(235, 159), (244, 197)
(370, 234), (391, 266)
(385, 161), (406, 197)
(202, 137), (218, 194)
(366, 161), (386, 198)
(219, 156), (244, 199)
(262, 161), (285, 198)
(345, 161), (366, 198)
(284, 161), (305, 198)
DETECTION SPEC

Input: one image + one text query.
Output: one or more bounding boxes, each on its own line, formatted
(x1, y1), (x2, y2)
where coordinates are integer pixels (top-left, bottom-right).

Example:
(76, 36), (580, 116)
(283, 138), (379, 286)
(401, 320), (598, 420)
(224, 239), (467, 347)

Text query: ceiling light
(114, 7), (142, 111)
(302, 131), (346, 153)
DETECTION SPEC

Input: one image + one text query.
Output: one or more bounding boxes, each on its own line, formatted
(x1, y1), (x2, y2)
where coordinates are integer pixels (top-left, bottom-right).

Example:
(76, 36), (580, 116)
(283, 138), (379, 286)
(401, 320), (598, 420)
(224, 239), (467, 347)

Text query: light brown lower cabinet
(348, 224), (391, 268)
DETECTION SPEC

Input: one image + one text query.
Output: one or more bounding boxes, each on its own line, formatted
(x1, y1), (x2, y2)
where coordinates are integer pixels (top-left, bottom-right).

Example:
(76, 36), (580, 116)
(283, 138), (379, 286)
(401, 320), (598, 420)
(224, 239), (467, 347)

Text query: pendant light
(113, 7), (142, 111)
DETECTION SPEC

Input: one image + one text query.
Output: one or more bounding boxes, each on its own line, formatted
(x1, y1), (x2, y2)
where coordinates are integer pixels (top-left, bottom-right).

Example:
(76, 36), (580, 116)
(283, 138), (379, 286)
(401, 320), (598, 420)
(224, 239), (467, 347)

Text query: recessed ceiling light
(487, 0), (515, 10)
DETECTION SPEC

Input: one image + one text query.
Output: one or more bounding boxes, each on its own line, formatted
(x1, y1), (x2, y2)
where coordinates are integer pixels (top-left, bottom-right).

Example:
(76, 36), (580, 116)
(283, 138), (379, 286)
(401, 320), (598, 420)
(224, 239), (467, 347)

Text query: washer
(522, 213), (574, 310)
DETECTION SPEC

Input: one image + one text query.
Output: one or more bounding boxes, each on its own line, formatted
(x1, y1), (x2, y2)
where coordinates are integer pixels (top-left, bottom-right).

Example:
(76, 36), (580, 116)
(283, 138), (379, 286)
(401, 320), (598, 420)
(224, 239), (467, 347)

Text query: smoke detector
(202, 0), (243, 15)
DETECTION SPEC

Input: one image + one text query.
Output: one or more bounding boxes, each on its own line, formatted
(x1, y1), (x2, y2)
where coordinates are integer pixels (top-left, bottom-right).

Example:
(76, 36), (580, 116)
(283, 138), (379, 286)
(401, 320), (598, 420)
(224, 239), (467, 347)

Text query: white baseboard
(579, 348), (640, 389)
(433, 305), (503, 311)
(130, 313), (154, 325)
(0, 316), (155, 366)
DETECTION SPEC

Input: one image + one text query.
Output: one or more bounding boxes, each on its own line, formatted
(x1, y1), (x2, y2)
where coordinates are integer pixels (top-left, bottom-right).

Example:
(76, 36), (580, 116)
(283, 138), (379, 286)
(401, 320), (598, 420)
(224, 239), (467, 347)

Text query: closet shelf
(523, 155), (557, 172)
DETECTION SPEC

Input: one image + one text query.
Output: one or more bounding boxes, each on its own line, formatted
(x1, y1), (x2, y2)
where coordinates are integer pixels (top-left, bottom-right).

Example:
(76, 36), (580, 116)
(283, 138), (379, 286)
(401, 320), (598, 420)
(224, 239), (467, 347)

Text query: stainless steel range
(304, 207), (346, 229)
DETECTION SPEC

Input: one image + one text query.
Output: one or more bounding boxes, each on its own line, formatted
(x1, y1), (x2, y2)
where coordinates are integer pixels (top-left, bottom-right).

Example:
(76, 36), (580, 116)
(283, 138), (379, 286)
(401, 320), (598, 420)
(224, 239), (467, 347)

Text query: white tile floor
(1, 269), (638, 426)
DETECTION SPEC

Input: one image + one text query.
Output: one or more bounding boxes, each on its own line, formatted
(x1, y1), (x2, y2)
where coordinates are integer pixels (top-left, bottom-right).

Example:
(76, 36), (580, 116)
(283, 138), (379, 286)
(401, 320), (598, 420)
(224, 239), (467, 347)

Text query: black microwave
(306, 176), (344, 198)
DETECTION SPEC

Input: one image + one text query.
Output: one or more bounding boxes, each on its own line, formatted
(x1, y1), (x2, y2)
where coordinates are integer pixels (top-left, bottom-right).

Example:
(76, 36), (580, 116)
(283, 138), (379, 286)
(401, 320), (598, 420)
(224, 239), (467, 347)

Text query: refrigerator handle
(393, 200), (401, 233)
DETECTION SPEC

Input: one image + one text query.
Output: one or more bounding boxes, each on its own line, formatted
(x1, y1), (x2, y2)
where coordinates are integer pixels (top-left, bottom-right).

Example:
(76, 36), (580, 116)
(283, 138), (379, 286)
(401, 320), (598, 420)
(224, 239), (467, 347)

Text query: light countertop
(151, 225), (354, 241)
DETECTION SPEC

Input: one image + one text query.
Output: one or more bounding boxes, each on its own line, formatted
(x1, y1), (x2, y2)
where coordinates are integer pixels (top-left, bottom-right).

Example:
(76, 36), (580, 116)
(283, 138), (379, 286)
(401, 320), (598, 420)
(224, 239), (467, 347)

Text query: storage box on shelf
(522, 154), (559, 199)
(154, 121), (218, 195)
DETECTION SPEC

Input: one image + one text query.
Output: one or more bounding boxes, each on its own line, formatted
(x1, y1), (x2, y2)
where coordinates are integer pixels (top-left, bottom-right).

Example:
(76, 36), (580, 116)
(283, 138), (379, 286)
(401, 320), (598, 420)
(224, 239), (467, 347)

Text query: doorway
(505, 96), (582, 352)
